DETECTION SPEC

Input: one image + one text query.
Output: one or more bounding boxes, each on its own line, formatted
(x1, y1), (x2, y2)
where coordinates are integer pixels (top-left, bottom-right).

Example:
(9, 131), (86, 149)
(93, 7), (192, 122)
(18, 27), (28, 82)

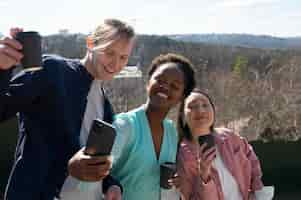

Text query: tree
(232, 55), (248, 78)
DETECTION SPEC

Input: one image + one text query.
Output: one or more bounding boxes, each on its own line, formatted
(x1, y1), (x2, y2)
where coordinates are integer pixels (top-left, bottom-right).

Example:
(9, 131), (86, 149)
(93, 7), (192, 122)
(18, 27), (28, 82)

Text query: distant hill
(167, 34), (301, 50)
(42, 33), (301, 76)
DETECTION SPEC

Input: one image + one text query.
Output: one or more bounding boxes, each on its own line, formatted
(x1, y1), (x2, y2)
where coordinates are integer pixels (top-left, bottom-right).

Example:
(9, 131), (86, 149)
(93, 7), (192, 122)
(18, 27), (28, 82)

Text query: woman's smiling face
(184, 92), (215, 135)
(146, 62), (185, 110)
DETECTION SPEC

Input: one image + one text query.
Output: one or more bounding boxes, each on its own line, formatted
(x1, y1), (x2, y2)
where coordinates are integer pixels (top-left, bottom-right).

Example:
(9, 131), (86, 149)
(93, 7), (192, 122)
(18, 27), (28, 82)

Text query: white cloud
(216, 0), (280, 8)
(0, 1), (9, 7)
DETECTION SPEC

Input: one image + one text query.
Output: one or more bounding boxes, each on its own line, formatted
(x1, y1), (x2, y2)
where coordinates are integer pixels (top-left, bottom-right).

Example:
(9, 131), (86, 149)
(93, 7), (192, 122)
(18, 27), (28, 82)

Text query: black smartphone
(198, 134), (215, 152)
(15, 31), (42, 69)
(84, 119), (116, 156)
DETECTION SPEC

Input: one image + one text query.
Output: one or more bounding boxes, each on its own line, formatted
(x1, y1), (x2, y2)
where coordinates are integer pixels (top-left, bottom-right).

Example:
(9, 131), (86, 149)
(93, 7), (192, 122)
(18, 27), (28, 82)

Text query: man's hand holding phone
(68, 148), (112, 182)
(68, 119), (116, 181)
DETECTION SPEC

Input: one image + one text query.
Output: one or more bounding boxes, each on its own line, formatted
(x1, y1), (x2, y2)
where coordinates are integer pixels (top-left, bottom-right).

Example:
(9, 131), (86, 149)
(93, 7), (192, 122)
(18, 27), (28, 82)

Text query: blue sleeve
(165, 119), (179, 162)
(168, 119), (178, 141)
(77, 114), (134, 193)
(0, 69), (12, 91)
(0, 69), (13, 121)
(0, 59), (54, 122)
(111, 114), (134, 165)
(103, 114), (134, 193)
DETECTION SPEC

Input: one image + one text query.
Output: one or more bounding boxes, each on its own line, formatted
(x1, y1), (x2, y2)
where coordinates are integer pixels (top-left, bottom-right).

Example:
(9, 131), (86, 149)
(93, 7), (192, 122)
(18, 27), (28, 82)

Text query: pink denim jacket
(177, 128), (264, 200)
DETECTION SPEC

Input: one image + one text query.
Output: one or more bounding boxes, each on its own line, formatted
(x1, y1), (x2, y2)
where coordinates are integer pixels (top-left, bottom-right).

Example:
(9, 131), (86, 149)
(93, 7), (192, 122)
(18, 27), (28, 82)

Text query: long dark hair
(177, 88), (216, 141)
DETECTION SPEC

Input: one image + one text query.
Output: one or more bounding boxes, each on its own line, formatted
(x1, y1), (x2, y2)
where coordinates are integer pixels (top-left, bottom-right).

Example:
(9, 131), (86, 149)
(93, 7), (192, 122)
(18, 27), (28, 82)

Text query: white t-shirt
(79, 80), (104, 146)
(213, 148), (243, 200)
(59, 80), (105, 200)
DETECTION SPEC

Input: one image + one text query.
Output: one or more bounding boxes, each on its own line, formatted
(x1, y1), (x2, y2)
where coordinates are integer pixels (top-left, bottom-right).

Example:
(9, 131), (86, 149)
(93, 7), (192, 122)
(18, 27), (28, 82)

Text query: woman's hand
(104, 185), (122, 200)
(198, 143), (216, 183)
(168, 173), (181, 189)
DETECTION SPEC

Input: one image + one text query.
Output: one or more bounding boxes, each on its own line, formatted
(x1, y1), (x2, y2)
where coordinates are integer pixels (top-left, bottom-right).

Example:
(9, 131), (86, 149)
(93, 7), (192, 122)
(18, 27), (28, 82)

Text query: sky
(1, 0), (300, 37)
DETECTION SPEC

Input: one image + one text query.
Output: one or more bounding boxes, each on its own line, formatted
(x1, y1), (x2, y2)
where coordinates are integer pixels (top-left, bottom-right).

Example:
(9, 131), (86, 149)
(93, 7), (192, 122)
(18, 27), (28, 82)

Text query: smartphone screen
(84, 119), (116, 156)
(198, 134), (215, 152)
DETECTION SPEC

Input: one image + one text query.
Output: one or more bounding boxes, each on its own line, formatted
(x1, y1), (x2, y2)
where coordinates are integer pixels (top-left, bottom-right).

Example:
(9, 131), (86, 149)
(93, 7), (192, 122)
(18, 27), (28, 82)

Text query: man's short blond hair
(90, 18), (135, 48)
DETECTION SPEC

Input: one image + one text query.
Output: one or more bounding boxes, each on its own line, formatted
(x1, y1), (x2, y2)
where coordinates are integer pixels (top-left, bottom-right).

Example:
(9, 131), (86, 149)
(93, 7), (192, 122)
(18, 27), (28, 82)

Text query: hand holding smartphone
(198, 134), (215, 152)
(85, 119), (116, 156)
(15, 31), (42, 69)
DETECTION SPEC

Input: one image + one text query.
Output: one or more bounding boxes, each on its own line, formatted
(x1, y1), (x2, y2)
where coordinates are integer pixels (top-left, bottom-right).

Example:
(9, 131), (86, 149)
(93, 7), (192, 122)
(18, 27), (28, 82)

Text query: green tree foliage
(232, 55), (248, 78)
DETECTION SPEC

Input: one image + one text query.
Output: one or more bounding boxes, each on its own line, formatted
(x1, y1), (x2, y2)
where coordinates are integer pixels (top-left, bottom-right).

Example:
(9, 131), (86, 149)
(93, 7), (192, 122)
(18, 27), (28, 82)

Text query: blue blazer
(0, 55), (118, 200)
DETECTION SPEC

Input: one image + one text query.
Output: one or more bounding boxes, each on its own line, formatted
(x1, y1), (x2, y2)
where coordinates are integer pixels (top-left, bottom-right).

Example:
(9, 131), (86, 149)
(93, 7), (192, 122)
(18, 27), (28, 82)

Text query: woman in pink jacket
(176, 88), (264, 200)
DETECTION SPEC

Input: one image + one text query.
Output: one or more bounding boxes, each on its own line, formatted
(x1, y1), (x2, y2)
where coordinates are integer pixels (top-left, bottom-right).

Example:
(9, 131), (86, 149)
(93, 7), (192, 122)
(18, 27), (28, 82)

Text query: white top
(79, 80), (104, 146)
(60, 80), (105, 200)
(213, 148), (243, 200)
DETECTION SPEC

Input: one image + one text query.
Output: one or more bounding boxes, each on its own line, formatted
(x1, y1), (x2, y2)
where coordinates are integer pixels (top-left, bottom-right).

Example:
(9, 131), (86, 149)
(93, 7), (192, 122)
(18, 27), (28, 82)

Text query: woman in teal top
(111, 53), (196, 200)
